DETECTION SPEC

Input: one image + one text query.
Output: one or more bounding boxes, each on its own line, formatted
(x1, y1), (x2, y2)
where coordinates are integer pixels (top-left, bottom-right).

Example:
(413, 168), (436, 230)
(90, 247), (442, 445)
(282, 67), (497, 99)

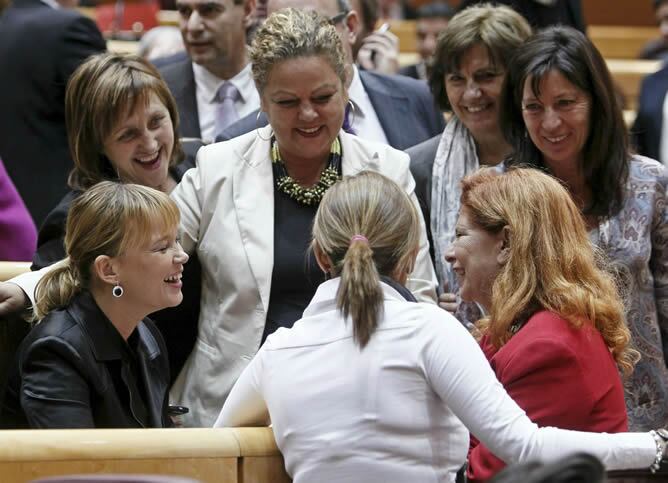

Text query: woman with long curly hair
(445, 167), (638, 481)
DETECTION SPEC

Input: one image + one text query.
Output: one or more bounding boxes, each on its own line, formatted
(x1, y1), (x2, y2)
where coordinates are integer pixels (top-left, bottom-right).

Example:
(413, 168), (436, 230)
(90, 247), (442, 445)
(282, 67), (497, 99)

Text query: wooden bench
(589, 25), (660, 60)
(0, 427), (290, 483)
(384, 21), (661, 59)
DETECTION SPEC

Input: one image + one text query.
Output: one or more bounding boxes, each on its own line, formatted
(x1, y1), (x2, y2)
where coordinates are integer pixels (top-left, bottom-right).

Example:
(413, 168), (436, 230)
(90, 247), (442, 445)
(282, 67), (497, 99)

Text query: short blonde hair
(250, 8), (347, 94)
(460, 167), (637, 376)
(65, 53), (183, 191)
(34, 182), (180, 320)
(312, 171), (421, 348)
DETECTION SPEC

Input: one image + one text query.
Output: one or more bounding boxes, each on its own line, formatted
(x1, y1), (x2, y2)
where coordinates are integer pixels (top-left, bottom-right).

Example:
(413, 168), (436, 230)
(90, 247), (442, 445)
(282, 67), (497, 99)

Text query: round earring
(112, 283), (124, 298)
(255, 111), (272, 141)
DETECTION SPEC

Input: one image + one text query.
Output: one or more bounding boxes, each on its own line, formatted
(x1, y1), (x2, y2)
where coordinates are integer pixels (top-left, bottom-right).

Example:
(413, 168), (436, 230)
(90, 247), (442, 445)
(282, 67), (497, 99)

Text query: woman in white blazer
(167, 8), (438, 426)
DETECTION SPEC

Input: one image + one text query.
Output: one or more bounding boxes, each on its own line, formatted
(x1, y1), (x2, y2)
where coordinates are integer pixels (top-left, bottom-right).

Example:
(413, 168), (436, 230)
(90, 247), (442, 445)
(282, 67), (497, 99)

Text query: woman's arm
(467, 333), (623, 481)
(20, 337), (95, 428)
(214, 349), (270, 428)
(170, 152), (206, 256)
(420, 307), (655, 470)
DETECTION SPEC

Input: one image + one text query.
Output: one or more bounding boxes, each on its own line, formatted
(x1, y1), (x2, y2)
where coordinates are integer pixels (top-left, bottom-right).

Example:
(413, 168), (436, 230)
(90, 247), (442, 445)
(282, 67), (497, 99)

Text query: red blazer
(467, 310), (628, 482)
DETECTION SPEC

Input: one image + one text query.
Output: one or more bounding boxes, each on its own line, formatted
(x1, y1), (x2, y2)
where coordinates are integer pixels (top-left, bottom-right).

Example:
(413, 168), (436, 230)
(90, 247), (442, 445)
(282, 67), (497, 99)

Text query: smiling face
(261, 55), (347, 166)
(445, 43), (505, 142)
(521, 69), (591, 172)
(115, 227), (189, 316)
(445, 207), (505, 311)
(103, 92), (174, 192)
(176, 0), (251, 78)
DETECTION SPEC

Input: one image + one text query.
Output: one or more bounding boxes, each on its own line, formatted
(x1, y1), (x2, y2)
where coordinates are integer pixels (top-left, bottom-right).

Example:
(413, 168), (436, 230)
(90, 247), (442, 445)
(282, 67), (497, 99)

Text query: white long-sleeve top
(215, 278), (656, 482)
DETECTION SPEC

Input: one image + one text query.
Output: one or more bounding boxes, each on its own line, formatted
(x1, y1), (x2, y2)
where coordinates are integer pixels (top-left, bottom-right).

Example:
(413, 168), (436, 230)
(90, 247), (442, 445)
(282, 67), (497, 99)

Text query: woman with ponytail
(216, 171), (668, 483)
(0, 181), (188, 428)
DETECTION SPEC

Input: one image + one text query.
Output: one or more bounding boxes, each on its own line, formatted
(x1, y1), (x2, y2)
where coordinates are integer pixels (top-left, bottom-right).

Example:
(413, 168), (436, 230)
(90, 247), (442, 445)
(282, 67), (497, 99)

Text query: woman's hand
(438, 280), (459, 315)
(0, 282), (29, 316)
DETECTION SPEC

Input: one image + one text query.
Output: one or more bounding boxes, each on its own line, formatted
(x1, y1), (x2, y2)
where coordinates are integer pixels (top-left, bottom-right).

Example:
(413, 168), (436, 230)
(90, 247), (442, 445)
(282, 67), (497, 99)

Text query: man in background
(158, 0), (260, 143)
(399, 2), (453, 82)
(640, 0), (668, 61)
(0, 0), (106, 226)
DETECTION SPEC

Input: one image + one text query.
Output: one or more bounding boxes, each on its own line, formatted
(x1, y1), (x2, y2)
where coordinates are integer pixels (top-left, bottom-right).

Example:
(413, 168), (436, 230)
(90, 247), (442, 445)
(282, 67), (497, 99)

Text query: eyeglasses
(328, 10), (349, 25)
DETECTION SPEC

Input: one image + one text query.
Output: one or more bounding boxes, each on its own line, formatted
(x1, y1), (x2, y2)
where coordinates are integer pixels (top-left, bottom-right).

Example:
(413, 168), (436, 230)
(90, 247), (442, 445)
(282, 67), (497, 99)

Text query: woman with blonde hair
(444, 167), (635, 481)
(1, 182), (188, 428)
(217, 170), (667, 483)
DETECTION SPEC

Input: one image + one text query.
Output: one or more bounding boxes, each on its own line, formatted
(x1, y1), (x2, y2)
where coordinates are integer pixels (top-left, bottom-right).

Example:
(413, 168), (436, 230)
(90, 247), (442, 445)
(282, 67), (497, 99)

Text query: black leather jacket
(1, 291), (171, 428)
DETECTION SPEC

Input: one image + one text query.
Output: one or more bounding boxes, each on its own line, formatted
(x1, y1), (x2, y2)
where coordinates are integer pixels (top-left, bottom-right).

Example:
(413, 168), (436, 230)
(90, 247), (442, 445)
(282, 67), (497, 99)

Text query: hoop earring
(255, 111), (272, 141)
(346, 100), (356, 129)
(112, 283), (124, 298)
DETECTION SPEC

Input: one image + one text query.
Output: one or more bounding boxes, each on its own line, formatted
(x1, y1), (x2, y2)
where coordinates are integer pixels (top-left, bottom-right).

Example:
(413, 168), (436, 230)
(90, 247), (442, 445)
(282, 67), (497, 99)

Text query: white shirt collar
(192, 61), (260, 143)
(192, 61), (254, 104)
(40, 0), (60, 8)
(347, 66), (367, 119)
(344, 66), (388, 144)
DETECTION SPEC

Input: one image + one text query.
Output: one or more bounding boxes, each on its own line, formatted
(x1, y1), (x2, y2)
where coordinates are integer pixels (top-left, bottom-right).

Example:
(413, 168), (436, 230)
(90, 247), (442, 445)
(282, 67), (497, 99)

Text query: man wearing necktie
(158, 0), (261, 143)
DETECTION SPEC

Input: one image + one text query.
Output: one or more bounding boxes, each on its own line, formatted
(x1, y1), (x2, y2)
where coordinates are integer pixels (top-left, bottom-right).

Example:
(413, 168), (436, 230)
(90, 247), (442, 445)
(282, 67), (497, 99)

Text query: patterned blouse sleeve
(649, 160), (668, 366)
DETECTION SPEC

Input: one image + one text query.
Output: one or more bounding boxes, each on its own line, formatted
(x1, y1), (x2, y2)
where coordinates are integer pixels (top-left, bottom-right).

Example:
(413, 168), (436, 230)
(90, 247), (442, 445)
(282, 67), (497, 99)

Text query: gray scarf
(430, 117), (481, 291)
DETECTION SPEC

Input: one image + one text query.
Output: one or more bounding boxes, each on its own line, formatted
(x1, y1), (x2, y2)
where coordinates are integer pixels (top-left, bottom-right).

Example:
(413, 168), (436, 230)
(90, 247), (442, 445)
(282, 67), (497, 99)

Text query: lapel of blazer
(232, 127), (275, 314)
(172, 60), (201, 139)
(340, 131), (381, 176)
(360, 71), (411, 150)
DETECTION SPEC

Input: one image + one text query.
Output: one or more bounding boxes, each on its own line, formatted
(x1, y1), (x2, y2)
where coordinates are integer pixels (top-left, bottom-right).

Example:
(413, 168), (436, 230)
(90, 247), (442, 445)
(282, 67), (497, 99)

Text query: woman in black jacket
(1, 181), (188, 428)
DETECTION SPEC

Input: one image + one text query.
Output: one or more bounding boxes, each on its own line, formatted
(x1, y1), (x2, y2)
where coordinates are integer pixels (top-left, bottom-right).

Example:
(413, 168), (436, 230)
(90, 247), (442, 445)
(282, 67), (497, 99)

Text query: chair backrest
(0, 428), (291, 483)
(31, 475), (200, 483)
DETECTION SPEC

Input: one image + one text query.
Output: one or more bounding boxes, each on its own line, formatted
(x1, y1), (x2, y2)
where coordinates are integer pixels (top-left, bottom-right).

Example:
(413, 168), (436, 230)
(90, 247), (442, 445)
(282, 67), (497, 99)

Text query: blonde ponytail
(34, 260), (81, 321)
(313, 172), (421, 348)
(337, 237), (384, 348)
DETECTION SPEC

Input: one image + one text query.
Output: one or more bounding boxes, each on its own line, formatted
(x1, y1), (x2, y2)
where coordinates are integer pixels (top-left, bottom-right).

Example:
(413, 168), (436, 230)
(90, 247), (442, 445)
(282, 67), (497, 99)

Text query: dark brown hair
(429, 3), (531, 111)
(501, 26), (629, 217)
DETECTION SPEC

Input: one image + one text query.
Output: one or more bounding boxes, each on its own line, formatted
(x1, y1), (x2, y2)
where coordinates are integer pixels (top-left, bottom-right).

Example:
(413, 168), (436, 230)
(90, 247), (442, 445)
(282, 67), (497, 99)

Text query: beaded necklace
(271, 136), (342, 206)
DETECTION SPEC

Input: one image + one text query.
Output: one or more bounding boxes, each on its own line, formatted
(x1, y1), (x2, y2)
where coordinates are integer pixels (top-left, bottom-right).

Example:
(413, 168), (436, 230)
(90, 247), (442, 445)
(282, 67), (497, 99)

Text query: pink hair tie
(350, 234), (369, 245)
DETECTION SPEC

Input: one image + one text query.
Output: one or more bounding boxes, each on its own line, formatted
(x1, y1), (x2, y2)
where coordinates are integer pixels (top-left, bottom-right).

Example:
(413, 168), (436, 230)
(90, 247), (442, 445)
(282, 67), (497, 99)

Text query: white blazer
(168, 127), (437, 426)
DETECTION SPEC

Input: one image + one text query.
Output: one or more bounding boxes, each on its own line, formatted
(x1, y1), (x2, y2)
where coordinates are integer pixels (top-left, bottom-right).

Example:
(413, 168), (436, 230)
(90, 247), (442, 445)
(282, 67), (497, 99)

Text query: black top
(30, 166), (202, 383)
(1, 291), (171, 428)
(264, 187), (326, 342)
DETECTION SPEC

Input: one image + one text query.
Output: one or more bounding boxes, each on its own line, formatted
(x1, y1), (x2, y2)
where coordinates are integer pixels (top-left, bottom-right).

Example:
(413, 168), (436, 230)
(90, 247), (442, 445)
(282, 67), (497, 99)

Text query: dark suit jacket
(398, 63), (423, 81)
(631, 65), (668, 161)
(217, 70), (445, 151)
(159, 55), (202, 139)
(0, 0), (106, 226)
(1, 291), (172, 428)
(406, 134), (439, 264)
(458, 0), (585, 33)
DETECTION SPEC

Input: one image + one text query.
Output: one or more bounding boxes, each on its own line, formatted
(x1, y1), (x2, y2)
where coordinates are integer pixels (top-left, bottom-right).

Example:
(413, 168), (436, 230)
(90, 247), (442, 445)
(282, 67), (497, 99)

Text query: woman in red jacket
(445, 167), (638, 482)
